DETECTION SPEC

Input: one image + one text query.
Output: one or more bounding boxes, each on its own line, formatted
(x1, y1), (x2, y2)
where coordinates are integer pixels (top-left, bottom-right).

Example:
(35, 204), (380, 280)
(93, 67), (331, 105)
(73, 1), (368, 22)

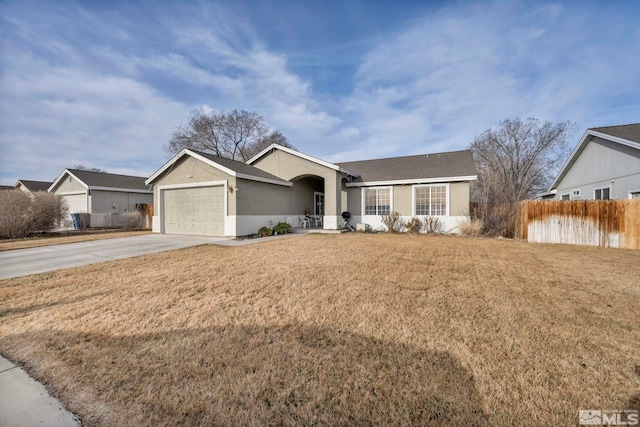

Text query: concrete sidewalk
(0, 356), (79, 426)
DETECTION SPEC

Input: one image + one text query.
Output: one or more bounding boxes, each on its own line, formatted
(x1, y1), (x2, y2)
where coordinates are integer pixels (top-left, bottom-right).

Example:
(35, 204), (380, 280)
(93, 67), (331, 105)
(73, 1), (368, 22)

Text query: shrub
(422, 216), (443, 234)
(0, 190), (68, 238)
(405, 217), (422, 233)
(272, 222), (291, 235)
(258, 226), (272, 237)
(457, 217), (483, 237)
(122, 211), (143, 229)
(381, 211), (402, 232)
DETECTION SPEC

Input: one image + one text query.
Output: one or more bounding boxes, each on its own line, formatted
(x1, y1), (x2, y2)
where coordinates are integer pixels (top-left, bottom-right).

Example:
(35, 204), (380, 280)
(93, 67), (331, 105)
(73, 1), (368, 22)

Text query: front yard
(0, 233), (638, 425)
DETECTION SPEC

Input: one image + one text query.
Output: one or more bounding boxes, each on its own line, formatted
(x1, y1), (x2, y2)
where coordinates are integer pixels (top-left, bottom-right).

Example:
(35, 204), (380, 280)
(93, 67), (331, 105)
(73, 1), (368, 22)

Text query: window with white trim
(363, 187), (391, 215)
(414, 184), (448, 216)
(561, 194), (570, 200)
(594, 186), (610, 200)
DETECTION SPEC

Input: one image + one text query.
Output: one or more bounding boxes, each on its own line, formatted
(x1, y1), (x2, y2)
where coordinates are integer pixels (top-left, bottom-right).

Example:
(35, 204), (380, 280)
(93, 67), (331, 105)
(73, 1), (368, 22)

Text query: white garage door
(163, 186), (225, 236)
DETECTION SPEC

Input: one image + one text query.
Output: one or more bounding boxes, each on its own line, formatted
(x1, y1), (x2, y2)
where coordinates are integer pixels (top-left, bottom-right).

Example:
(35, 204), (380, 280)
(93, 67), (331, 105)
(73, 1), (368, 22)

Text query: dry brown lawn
(0, 229), (151, 251)
(0, 233), (638, 426)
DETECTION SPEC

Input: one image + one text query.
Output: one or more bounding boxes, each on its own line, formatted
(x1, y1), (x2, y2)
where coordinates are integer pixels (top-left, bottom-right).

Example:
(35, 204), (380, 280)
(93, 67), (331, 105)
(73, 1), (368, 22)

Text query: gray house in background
(541, 123), (640, 200)
(49, 169), (153, 228)
(15, 180), (53, 195)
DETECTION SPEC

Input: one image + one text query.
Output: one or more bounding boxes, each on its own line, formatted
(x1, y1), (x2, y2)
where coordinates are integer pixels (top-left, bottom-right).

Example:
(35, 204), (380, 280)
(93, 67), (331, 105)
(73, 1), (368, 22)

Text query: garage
(162, 185), (225, 236)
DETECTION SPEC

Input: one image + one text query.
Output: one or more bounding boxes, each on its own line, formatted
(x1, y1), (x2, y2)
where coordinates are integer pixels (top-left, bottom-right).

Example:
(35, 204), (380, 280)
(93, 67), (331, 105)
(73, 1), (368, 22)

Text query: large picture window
(414, 185), (448, 216)
(364, 187), (391, 215)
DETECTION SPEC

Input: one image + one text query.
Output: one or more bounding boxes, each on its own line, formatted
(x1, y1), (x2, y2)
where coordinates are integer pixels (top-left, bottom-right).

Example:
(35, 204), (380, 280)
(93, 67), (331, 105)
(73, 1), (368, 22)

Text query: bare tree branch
(470, 117), (577, 236)
(164, 108), (295, 161)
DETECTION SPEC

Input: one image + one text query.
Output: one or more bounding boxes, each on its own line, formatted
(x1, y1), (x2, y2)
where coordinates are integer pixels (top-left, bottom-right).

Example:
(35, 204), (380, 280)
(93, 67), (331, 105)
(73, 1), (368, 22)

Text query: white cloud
(325, 1), (640, 161)
(1, 0), (639, 186)
(0, 50), (189, 183)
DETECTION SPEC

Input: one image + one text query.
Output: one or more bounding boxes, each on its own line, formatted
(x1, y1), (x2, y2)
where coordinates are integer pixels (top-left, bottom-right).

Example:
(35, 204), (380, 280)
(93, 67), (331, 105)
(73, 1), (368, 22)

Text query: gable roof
(50, 169), (152, 193)
(337, 150), (477, 186)
(548, 123), (640, 191)
(247, 144), (360, 177)
(16, 180), (52, 192)
(145, 149), (292, 187)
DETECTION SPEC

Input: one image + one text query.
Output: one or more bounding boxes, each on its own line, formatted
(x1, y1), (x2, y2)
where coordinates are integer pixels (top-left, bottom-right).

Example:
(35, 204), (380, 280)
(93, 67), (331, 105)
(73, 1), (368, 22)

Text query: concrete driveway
(0, 234), (230, 280)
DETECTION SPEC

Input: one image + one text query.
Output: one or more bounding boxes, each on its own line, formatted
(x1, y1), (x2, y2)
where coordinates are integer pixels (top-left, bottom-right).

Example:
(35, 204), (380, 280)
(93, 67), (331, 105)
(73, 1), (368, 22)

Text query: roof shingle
(591, 123), (640, 144)
(336, 150), (477, 183)
(67, 169), (151, 191)
(17, 180), (53, 192)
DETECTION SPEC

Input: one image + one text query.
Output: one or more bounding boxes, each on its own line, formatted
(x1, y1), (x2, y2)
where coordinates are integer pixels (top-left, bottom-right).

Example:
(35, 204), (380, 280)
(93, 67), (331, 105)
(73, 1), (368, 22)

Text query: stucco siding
(236, 178), (294, 215)
(450, 182), (470, 216)
(393, 185), (413, 215)
(253, 149), (342, 216)
(555, 137), (640, 199)
(253, 150), (334, 180)
(346, 188), (361, 215)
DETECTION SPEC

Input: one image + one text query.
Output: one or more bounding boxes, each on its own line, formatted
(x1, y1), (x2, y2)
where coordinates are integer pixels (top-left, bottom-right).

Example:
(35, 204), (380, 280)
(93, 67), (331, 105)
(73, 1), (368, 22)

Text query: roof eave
(345, 175), (478, 187)
(87, 186), (153, 194)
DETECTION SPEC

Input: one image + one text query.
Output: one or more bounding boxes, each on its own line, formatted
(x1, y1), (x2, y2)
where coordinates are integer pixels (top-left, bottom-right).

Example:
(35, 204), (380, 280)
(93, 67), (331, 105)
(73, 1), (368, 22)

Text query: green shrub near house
(272, 222), (292, 235)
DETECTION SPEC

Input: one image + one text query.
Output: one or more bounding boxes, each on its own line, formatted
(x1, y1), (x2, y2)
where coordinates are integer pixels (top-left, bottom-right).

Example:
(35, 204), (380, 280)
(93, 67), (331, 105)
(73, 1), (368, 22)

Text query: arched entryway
(291, 175), (324, 227)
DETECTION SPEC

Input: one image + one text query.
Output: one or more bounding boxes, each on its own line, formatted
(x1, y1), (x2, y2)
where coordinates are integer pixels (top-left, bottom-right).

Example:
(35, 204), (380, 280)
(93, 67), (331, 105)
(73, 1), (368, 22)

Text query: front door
(314, 192), (324, 215)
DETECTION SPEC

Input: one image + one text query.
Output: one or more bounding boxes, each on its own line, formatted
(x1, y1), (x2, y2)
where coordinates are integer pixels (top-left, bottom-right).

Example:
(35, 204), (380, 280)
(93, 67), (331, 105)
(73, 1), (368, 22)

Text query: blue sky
(1, 0), (639, 185)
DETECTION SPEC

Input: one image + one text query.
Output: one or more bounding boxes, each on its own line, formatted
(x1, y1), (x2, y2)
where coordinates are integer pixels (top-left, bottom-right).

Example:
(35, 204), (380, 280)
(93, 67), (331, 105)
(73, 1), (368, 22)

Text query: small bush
(258, 226), (272, 237)
(0, 190), (68, 238)
(458, 217), (483, 237)
(272, 222), (291, 235)
(422, 216), (443, 234)
(381, 211), (403, 233)
(405, 217), (422, 233)
(122, 211), (143, 229)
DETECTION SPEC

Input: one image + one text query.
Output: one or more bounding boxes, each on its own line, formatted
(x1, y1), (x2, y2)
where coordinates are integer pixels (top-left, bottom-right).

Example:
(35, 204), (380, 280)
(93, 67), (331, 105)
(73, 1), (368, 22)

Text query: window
(414, 185), (448, 216)
(364, 187), (391, 215)
(561, 194), (570, 200)
(571, 189), (581, 199)
(594, 187), (610, 200)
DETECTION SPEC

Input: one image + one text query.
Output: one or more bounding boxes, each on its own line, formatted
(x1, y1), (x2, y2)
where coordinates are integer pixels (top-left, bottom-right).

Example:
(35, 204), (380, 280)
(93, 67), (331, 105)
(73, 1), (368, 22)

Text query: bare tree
(470, 117), (576, 236)
(164, 108), (294, 161)
(74, 165), (108, 173)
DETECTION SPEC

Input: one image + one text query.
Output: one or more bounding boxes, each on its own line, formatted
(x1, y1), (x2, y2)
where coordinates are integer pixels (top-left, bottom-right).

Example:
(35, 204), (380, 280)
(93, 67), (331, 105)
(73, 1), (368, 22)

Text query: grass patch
(1, 234), (638, 425)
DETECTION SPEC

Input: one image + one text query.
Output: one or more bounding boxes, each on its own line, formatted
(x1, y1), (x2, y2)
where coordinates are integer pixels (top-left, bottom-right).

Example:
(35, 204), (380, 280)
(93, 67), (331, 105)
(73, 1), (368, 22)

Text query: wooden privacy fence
(520, 199), (640, 249)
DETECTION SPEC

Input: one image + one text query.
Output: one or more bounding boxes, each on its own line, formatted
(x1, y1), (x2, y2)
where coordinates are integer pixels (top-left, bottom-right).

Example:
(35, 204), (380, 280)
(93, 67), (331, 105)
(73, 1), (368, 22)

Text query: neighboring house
(49, 169), (153, 228)
(541, 123), (640, 200)
(146, 144), (477, 237)
(0, 185), (15, 191)
(15, 180), (53, 195)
